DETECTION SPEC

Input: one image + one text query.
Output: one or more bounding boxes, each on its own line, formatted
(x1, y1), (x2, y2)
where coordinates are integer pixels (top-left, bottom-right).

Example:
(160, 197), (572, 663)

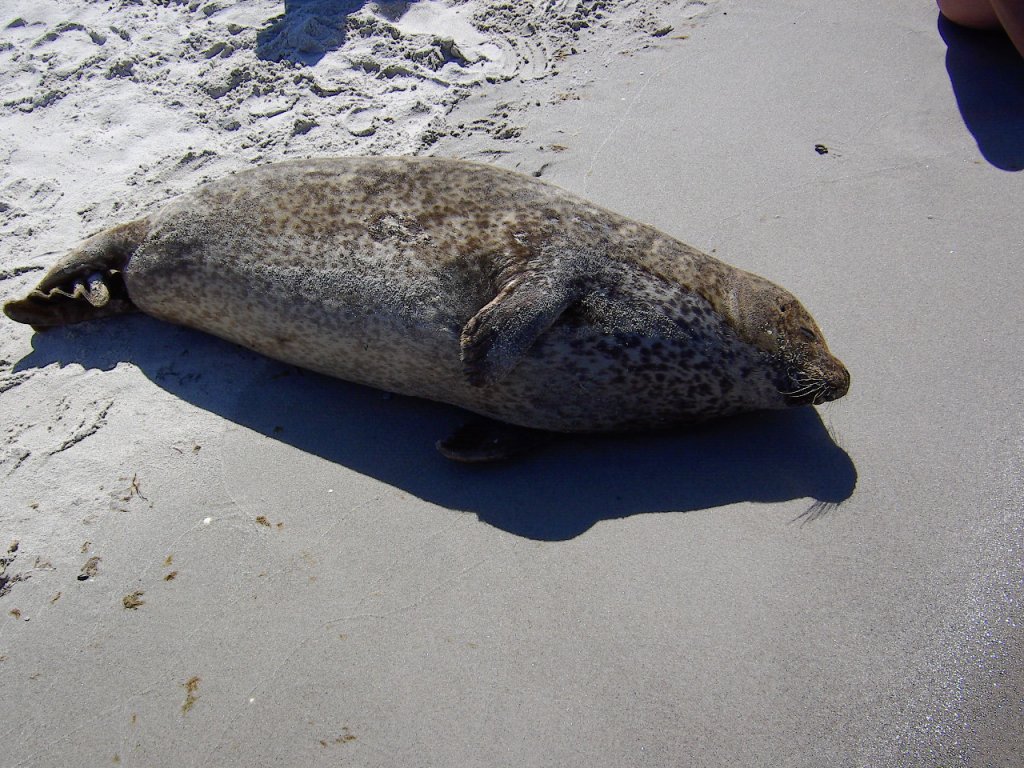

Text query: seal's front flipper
(436, 420), (556, 463)
(460, 268), (583, 386)
(4, 219), (149, 330)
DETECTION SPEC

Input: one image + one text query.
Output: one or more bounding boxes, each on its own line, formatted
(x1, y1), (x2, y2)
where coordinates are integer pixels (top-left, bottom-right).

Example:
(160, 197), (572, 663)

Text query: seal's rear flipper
(3, 219), (149, 330)
(436, 420), (556, 462)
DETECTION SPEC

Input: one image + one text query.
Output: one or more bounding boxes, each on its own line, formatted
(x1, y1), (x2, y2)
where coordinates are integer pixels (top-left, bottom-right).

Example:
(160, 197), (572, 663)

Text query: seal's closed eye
(798, 327), (818, 342)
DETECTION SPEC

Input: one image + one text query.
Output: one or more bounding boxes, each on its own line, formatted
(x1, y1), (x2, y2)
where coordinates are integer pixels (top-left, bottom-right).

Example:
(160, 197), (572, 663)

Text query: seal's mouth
(782, 365), (851, 406)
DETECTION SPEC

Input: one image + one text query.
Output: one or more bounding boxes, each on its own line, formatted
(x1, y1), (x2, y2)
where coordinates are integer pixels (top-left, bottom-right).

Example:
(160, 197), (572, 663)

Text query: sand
(1, 0), (1022, 766)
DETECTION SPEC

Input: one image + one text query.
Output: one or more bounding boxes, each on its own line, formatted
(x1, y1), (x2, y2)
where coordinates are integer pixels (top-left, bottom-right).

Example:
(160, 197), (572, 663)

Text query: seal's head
(727, 271), (850, 407)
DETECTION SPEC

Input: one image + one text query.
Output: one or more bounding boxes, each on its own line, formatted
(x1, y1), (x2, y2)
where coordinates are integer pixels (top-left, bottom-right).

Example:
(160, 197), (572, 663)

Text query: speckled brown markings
(4, 157), (849, 436)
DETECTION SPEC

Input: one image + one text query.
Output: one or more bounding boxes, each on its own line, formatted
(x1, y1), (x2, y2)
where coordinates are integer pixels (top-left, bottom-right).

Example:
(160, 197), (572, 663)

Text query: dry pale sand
(1, 1), (1022, 766)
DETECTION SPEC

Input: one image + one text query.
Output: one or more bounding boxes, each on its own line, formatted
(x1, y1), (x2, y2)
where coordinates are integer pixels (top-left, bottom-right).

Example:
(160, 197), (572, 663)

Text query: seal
(4, 157), (850, 460)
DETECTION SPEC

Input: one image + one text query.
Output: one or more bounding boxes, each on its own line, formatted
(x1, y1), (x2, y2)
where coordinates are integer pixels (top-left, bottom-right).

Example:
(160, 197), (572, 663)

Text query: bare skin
(938, 0), (1024, 56)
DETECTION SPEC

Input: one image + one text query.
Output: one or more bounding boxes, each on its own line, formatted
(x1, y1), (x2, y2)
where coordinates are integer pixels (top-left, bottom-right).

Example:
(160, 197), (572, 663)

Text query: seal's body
(5, 157), (849, 449)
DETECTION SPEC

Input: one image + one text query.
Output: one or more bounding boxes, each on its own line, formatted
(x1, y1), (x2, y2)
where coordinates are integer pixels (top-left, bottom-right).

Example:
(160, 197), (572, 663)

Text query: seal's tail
(3, 218), (150, 331)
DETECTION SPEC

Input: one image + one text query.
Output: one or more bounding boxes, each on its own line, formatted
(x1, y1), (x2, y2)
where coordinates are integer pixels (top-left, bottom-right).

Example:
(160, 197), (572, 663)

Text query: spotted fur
(4, 157), (849, 433)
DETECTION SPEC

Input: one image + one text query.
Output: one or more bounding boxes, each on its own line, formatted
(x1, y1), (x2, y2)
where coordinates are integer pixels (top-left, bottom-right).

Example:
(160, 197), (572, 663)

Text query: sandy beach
(1, 1), (1022, 766)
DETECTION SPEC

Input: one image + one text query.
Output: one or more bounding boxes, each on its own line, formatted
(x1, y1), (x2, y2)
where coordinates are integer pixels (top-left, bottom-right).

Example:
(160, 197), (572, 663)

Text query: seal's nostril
(832, 366), (851, 398)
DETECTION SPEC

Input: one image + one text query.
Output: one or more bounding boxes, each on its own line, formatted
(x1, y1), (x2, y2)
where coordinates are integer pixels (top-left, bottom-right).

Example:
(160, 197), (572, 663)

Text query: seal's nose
(828, 363), (851, 401)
